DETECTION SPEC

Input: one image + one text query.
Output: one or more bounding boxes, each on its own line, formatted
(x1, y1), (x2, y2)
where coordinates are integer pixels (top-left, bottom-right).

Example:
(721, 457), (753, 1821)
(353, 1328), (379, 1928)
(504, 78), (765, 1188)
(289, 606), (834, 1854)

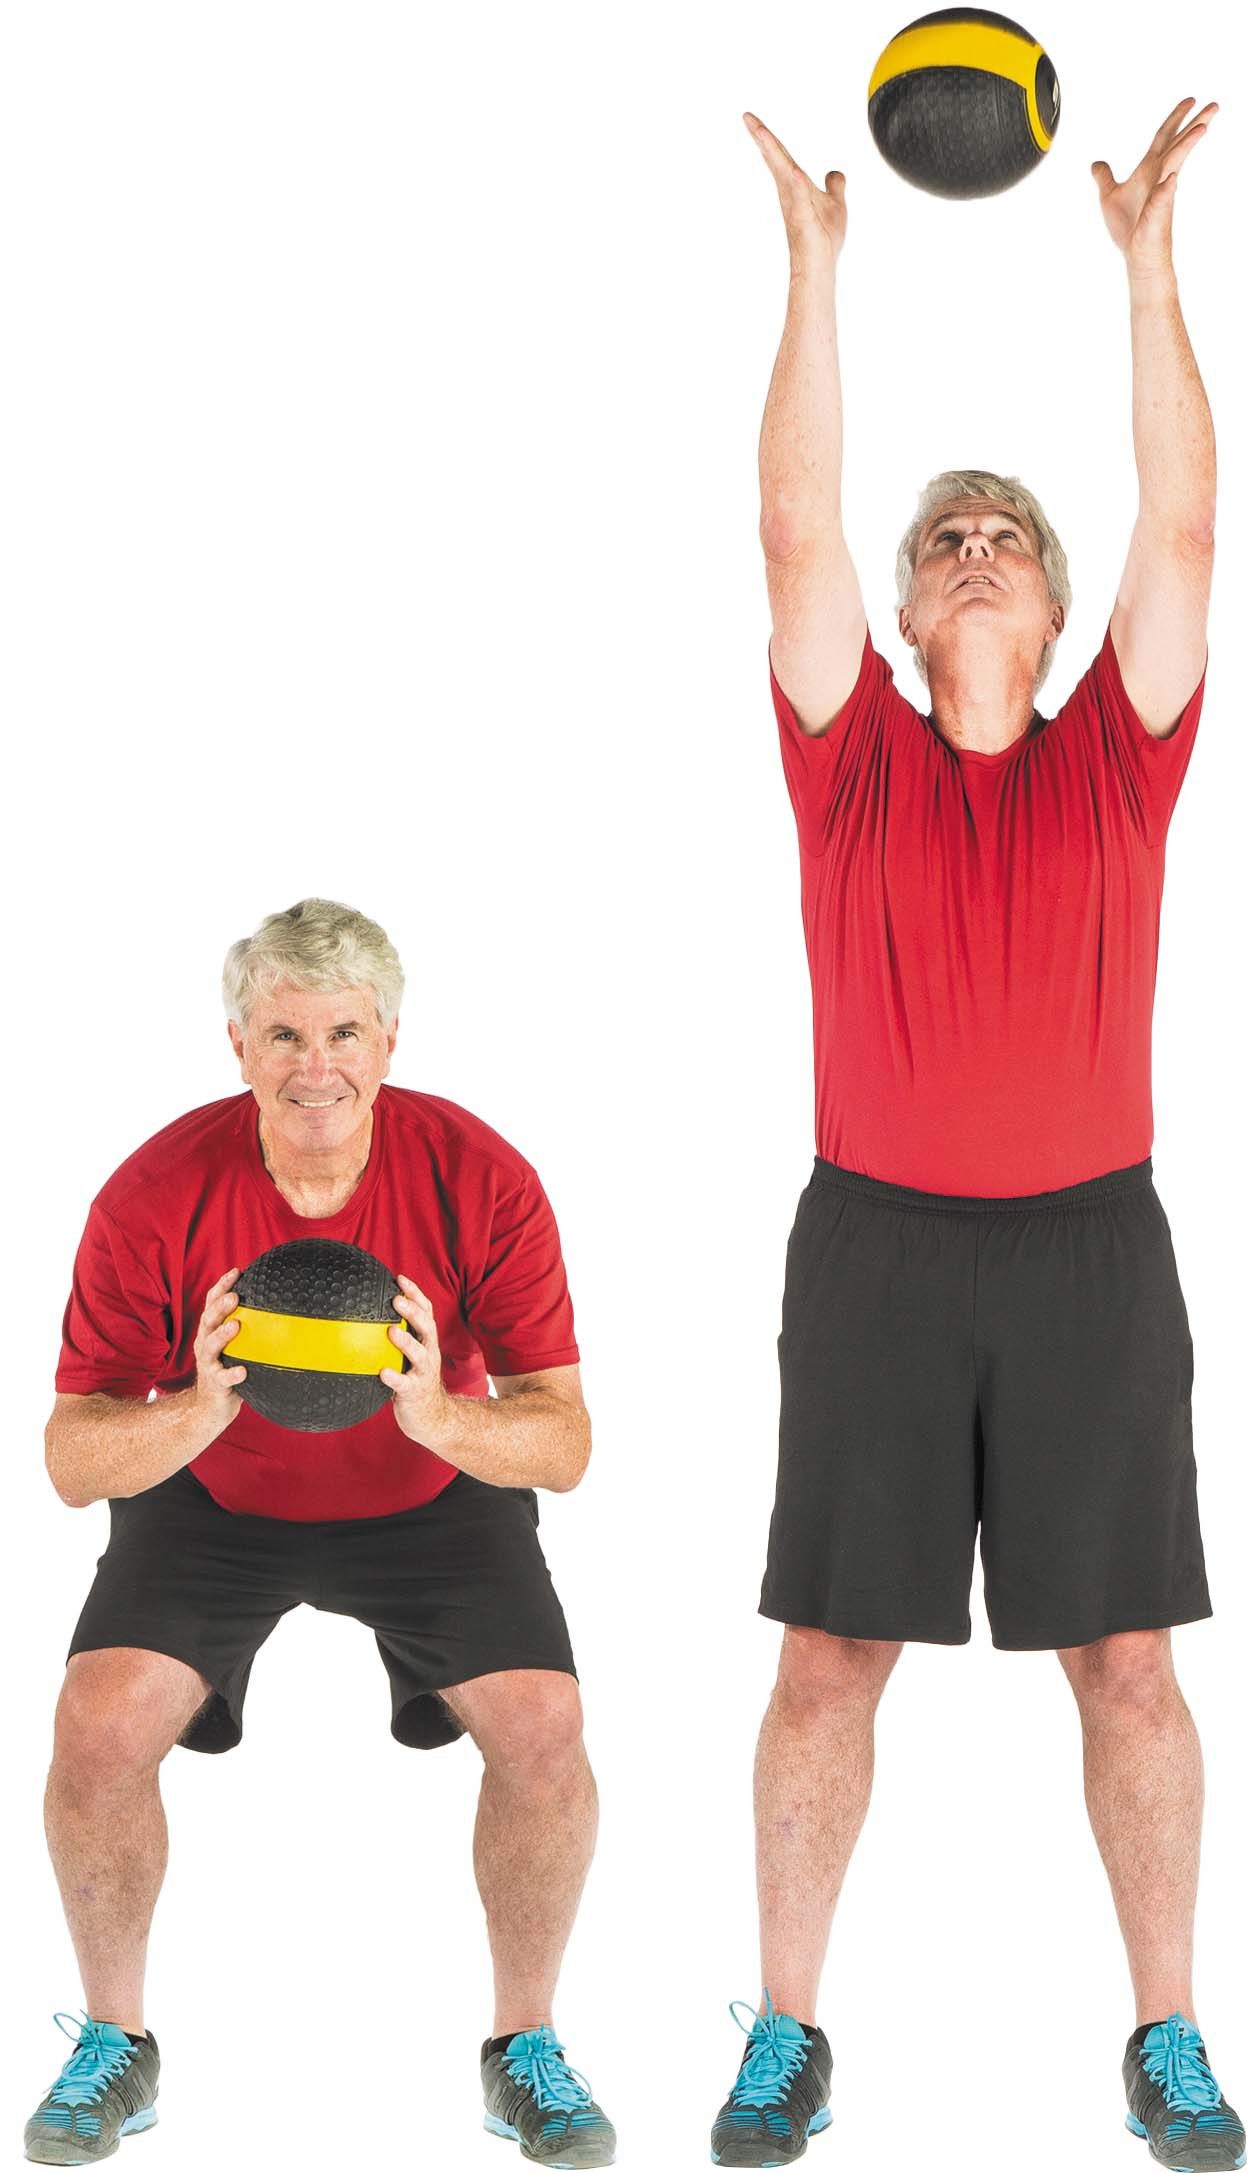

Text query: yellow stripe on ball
(869, 21), (1054, 152)
(224, 1305), (398, 1375)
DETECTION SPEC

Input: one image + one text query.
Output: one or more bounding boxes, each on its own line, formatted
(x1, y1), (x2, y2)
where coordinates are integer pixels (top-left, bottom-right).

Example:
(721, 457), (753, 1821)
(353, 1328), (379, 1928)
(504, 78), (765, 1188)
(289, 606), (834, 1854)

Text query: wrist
(788, 237), (840, 285)
(405, 1381), (459, 1456)
(1127, 259), (1178, 300)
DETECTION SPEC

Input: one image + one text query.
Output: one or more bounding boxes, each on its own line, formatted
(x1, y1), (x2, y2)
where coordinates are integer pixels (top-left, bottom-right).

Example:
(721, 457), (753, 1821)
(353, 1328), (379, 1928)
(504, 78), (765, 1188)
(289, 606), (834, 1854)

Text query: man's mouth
(956, 573), (1002, 591)
(288, 1095), (346, 1108)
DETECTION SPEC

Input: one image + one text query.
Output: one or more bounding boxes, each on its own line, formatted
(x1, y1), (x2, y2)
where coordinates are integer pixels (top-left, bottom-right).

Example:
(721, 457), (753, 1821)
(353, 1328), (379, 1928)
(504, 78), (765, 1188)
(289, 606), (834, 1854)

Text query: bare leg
(755, 1628), (903, 2022)
(45, 1648), (211, 2034)
(442, 1670), (597, 2039)
(1059, 1629), (1203, 2026)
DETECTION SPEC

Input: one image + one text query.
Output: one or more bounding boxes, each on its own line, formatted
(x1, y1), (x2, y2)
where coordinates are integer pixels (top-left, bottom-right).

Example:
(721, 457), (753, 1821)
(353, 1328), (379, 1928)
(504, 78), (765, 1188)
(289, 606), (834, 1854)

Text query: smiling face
(228, 981), (397, 1161)
(899, 497), (1064, 683)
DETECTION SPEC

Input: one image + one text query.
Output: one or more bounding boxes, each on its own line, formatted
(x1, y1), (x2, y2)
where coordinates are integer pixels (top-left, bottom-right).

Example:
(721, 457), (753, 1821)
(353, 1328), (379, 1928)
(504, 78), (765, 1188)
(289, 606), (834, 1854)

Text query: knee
(773, 1627), (902, 1722)
(1060, 1630), (1174, 1717)
(470, 1672), (587, 1793)
(51, 1650), (205, 1793)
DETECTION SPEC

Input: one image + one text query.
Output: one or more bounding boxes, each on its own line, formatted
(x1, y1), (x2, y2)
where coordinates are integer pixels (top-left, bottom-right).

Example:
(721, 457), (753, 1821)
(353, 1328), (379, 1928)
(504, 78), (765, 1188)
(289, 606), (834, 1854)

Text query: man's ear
(227, 1019), (248, 1077)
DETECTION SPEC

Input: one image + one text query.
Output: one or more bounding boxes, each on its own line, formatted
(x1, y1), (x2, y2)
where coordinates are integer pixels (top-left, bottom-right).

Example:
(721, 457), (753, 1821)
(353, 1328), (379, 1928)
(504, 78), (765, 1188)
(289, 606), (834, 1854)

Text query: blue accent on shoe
(43, 2014), (138, 2115)
(808, 2107), (833, 2135)
(1127, 2113), (1149, 2137)
(485, 2112), (521, 2140)
(727, 1993), (813, 2111)
(120, 2108), (159, 2136)
(501, 2026), (598, 2115)
(1140, 2015), (1225, 2116)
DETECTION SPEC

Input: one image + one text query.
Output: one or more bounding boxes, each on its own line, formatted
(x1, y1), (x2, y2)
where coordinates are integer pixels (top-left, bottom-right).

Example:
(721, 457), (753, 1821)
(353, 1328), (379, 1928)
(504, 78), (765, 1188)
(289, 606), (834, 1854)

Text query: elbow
(551, 1411), (592, 1494)
(44, 1424), (95, 1510)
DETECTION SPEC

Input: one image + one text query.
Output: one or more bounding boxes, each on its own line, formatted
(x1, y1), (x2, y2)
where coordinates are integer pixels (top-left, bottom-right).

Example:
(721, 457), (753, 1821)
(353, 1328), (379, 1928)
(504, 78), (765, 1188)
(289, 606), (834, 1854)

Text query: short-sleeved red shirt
(773, 620), (1205, 1196)
(56, 1084), (580, 1520)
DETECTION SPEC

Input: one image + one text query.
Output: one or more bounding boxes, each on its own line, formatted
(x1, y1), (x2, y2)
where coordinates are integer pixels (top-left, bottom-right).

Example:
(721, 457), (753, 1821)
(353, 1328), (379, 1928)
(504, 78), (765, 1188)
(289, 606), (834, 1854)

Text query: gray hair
(895, 468), (1072, 695)
(222, 898), (405, 1030)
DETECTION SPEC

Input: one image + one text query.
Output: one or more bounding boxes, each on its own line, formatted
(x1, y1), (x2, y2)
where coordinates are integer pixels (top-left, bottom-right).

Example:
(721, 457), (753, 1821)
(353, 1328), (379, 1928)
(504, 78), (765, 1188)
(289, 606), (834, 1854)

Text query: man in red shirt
(710, 100), (1244, 2173)
(26, 897), (616, 2170)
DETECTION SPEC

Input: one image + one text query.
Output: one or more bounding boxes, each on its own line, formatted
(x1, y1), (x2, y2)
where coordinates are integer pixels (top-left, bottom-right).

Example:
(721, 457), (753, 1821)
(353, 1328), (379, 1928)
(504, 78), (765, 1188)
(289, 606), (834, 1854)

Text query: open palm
(1092, 97), (1216, 273)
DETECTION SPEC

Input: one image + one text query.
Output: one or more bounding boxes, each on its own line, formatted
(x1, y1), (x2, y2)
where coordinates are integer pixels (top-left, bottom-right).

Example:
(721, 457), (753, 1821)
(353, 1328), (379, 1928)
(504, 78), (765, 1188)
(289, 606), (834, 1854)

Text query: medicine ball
(224, 1238), (405, 1432)
(868, 9), (1060, 199)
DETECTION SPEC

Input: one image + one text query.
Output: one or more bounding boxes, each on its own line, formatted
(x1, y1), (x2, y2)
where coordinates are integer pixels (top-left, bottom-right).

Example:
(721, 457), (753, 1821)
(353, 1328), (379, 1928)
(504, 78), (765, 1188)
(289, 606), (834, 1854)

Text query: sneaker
(481, 2025), (616, 2167)
(710, 1993), (832, 2167)
(25, 2015), (159, 2165)
(1124, 2012), (1246, 2170)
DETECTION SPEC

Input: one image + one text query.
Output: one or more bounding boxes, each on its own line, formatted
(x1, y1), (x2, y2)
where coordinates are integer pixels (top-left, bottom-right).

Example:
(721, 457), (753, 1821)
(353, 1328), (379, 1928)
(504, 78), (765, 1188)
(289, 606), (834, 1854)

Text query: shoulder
(94, 1093), (254, 1222)
(379, 1085), (534, 1188)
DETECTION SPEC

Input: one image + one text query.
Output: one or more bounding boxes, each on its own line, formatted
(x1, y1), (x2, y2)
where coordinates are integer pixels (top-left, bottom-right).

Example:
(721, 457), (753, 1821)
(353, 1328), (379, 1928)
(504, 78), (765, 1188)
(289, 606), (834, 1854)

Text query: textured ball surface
(868, 8), (1060, 199)
(225, 1237), (403, 1432)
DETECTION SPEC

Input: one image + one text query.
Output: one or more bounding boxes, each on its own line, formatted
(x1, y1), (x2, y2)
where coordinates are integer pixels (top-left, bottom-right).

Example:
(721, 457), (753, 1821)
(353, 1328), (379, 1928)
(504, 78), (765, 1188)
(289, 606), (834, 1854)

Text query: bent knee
(455, 1669), (586, 1784)
(775, 1626), (903, 1715)
(53, 1648), (210, 1784)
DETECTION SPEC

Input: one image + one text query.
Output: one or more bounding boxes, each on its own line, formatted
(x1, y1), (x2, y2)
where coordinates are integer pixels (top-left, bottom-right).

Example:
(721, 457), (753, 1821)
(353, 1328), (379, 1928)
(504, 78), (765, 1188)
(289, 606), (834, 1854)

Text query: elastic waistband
(810, 1156), (1154, 1216)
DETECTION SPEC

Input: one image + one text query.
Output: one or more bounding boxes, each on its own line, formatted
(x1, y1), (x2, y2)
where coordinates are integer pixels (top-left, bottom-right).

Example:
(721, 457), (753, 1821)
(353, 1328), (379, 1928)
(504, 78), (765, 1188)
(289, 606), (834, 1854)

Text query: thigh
(69, 1467), (306, 1752)
(762, 1179), (981, 1644)
(313, 1473), (577, 1750)
(976, 1183), (1210, 1650)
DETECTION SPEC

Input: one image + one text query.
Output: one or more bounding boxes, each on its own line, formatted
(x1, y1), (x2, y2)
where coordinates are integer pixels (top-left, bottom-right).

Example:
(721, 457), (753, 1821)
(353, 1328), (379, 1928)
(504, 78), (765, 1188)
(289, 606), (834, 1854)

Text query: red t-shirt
(56, 1084), (580, 1520)
(773, 619), (1205, 1196)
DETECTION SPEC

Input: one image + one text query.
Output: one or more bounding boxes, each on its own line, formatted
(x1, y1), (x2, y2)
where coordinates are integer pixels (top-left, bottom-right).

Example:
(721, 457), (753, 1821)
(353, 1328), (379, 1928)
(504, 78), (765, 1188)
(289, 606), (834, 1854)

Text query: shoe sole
(25, 2108), (158, 2167)
(484, 2110), (615, 2168)
(711, 2104), (833, 2167)
(1125, 2112), (1247, 2172)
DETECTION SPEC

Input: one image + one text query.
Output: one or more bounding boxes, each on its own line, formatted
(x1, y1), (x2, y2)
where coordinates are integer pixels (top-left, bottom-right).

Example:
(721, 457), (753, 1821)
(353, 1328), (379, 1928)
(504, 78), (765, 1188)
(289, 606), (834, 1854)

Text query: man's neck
(927, 635), (1039, 755)
(257, 1107), (376, 1219)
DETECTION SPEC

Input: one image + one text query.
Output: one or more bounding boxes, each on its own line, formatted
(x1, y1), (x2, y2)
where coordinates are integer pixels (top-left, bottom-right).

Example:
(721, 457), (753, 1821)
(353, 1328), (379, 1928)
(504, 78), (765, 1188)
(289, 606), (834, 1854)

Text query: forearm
(420, 1387), (590, 1493)
(759, 245), (845, 558)
(1127, 266), (1216, 538)
(46, 1387), (230, 1508)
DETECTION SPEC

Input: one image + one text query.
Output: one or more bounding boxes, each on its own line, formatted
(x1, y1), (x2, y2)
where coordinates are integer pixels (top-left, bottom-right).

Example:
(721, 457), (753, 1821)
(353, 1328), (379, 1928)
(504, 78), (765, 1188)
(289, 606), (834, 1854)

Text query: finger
(218, 1365), (247, 1387)
(204, 1268), (241, 1304)
(386, 1323), (428, 1365)
(205, 1317), (244, 1356)
(1090, 159), (1116, 194)
(743, 112), (809, 187)
(379, 1365), (406, 1389)
(395, 1274), (434, 1309)
(1151, 97), (1198, 148)
(823, 170), (846, 194)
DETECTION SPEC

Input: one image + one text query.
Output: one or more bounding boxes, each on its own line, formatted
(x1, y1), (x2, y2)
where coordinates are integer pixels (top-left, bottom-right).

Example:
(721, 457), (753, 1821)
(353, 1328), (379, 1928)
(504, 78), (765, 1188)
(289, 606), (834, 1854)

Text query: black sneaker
(710, 1993), (832, 2167)
(1124, 2012), (1246, 2170)
(482, 2025), (616, 2167)
(25, 2015), (159, 2165)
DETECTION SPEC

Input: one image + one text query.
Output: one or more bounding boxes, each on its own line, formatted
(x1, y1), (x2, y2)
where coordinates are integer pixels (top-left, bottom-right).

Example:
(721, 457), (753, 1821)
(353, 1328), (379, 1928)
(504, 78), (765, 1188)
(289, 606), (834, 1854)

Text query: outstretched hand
(744, 112), (847, 263)
(1092, 97), (1217, 276)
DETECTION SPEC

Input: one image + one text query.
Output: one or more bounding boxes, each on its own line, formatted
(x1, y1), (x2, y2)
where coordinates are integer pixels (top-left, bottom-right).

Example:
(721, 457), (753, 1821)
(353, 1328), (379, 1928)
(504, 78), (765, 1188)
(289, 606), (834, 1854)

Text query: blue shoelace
(728, 1992), (810, 2110)
(504, 2026), (594, 2112)
(1142, 2015), (1224, 2116)
(46, 2015), (134, 2110)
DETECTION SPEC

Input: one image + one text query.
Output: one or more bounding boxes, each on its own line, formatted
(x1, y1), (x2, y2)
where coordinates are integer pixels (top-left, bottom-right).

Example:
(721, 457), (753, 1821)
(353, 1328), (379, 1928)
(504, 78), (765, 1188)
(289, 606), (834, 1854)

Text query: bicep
(765, 523), (869, 735)
(1111, 518), (1213, 738)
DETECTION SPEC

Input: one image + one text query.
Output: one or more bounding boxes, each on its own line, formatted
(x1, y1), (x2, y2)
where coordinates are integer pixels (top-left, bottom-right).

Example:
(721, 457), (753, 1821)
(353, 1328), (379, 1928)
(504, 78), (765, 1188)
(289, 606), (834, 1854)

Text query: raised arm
(1094, 96), (1218, 736)
(746, 113), (867, 736)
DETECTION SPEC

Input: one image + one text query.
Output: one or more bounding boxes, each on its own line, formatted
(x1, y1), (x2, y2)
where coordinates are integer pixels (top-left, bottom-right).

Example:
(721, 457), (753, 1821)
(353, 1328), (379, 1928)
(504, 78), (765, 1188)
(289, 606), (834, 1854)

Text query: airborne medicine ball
(868, 9), (1060, 199)
(224, 1237), (405, 1432)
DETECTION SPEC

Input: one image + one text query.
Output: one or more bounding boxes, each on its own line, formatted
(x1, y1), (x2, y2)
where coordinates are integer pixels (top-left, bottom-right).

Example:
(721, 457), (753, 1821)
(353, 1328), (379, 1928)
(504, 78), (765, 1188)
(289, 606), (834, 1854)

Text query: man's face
(899, 498), (1064, 680)
(228, 981), (397, 1157)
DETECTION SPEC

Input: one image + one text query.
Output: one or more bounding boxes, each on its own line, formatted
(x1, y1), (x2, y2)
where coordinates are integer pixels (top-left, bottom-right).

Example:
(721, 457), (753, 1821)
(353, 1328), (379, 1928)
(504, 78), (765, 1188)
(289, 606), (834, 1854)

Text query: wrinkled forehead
(244, 980), (385, 1034)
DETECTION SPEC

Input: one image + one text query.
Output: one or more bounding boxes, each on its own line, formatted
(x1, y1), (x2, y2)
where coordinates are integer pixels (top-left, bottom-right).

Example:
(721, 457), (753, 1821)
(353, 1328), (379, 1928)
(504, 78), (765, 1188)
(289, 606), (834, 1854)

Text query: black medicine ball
(224, 1237), (405, 1432)
(868, 9), (1060, 199)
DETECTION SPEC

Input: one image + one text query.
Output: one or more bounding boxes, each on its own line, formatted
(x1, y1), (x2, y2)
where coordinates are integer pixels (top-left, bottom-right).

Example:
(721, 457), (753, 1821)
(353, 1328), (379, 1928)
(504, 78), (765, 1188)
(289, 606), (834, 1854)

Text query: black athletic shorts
(761, 1156), (1211, 1651)
(68, 1466), (576, 1752)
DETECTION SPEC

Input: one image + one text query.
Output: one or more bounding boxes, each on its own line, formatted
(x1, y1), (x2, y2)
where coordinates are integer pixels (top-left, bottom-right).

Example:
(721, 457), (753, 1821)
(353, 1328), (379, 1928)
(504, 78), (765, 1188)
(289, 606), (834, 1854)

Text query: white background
(2, 3), (1243, 2168)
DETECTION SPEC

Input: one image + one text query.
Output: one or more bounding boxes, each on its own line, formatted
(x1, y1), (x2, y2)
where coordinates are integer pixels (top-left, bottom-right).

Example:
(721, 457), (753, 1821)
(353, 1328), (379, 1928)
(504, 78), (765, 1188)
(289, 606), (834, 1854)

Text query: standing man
(27, 897), (616, 2170)
(710, 101), (1244, 2172)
